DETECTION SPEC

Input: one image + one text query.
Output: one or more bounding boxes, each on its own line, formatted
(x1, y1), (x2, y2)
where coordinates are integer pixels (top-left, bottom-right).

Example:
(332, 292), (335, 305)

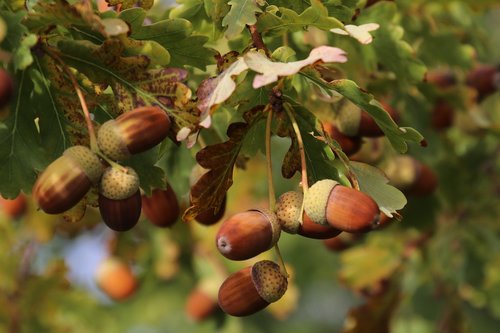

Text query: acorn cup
(218, 260), (288, 317)
(0, 68), (14, 109)
(323, 122), (362, 156)
(303, 179), (380, 233)
(216, 209), (281, 261)
(142, 184), (180, 228)
(97, 106), (171, 161)
(335, 100), (399, 138)
(384, 156), (438, 196)
(275, 191), (341, 239)
(98, 166), (142, 231)
(33, 146), (104, 214)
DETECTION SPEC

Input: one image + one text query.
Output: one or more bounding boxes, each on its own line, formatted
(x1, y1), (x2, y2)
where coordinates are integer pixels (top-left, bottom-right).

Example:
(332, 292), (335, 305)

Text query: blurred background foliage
(1, 0), (500, 332)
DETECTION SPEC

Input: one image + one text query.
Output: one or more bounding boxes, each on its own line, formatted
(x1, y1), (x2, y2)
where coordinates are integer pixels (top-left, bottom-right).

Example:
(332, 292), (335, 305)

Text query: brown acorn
(142, 184), (180, 228)
(336, 100), (398, 138)
(275, 191), (341, 239)
(425, 70), (457, 89)
(33, 146), (104, 214)
(185, 288), (219, 322)
(303, 179), (380, 233)
(97, 106), (171, 161)
(216, 209), (280, 261)
(384, 156), (438, 196)
(431, 99), (454, 130)
(98, 167), (142, 231)
(96, 257), (138, 300)
(0, 69), (14, 109)
(0, 194), (27, 219)
(323, 122), (362, 156)
(218, 260), (288, 317)
(323, 233), (360, 252)
(466, 64), (499, 100)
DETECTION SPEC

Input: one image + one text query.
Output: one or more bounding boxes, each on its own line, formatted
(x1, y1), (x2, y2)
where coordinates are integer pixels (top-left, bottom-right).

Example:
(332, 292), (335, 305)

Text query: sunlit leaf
(222, 0), (262, 39)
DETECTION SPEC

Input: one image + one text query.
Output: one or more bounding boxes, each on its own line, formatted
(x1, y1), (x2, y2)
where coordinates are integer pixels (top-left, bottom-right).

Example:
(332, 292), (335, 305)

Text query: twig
(247, 24), (269, 56)
(284, 103), (309, 193)
(265, 107), (276, 210)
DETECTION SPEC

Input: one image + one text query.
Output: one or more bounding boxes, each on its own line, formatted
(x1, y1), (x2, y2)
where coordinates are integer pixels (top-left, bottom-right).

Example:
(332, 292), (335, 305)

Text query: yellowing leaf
(331, 23), (380, 44)
(244, 46), (347, 88)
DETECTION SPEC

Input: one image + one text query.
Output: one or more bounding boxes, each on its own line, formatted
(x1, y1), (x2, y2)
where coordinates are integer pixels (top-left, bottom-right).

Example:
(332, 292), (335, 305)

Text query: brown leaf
(183, 109), (264, 221)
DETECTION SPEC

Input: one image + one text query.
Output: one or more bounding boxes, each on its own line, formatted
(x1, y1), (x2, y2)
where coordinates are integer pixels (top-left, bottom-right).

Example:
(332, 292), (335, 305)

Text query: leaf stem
(44, 46), (98, 152)
(284, 103), (309, 193)
(96, 151), (128, 173)
(273, 243), (289, 278)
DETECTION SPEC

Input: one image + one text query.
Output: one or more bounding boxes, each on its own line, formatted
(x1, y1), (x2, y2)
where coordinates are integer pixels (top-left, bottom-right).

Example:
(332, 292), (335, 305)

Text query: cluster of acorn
(32, 106), (174, 231)
(213, 176), (382, 316)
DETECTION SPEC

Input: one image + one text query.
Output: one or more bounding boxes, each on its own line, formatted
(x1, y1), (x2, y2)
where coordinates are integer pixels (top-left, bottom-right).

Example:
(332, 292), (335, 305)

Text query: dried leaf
(183, 109), (264, 221)
(244, 46), (347, 88)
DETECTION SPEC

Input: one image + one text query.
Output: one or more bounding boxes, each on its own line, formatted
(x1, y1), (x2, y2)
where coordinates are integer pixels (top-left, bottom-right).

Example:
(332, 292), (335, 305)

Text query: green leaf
(124, 148), (165, 195)
(222, 0), (262, 39)
(0, 70), (47, 198)
(119, 8), (216, 70)
(351, 161), (407, 217)
(0, 10), (37, 71)
(257, 1), (343, 37)
(299, 72), (425, 153)
(280, 100), (342, 183)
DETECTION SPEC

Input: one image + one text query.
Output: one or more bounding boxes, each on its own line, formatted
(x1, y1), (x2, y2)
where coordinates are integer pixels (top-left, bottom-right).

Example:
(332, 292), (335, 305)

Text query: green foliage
(0, 1), (499, 332)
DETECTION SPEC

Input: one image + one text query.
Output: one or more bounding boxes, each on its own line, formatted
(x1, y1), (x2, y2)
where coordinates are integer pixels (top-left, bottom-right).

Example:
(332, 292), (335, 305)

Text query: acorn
(0, 68), (14, 109)
(431, 99), (454, 130)
(384, 156), (438, 196)
(0, 194), (27, 219)
(33, 145), (104, 214)
(218, 260), (288, 317)
(336, 100), (398, 138)
(275, 191), (341, 239)
(425, 70), (457, 89)
(323, 233), (361, 252)
(303, 179), (380, 233)
(96, 257), (138, 300)
(142, 184), (180, 228)
(97, 106), (171, 161)
(216, 209), (280, 261)
(323, 122), (362, 156)
(98, 166), (142, 231)
(185, 288), (219, 322)
(349, 137), (385, 165)
(466, 64), (499, 100)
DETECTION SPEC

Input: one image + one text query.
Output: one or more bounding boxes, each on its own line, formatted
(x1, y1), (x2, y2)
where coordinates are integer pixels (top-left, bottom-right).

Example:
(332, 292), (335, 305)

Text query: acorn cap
(336, 100), (361, 137)
(251, 260), (288, 303)
(100, 167), (140, 200)
(303, 179), (338, 225)
(63, 145), (103, 183)
(275, 191), (303, 234)
(97, 120), (130, 161)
